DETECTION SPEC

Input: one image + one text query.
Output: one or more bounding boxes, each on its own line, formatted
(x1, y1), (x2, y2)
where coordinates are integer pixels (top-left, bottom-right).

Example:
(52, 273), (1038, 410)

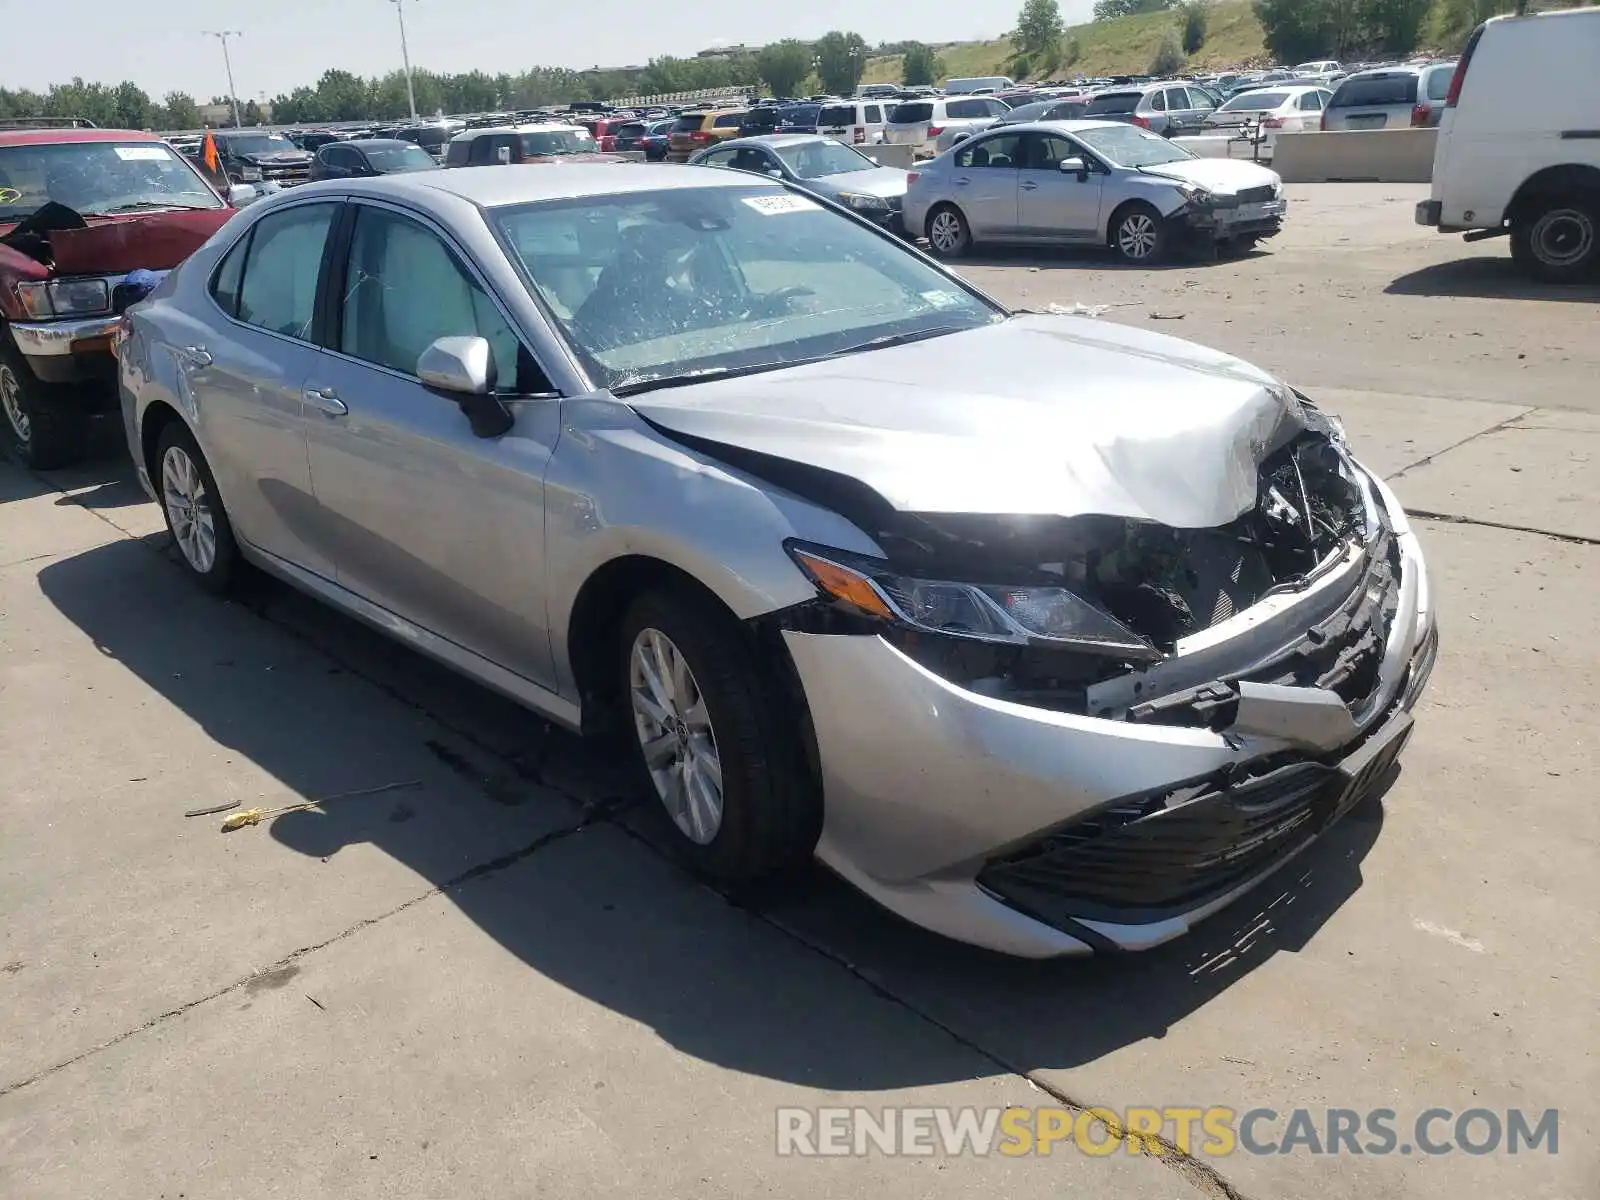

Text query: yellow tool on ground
(218, 780), (421, 831)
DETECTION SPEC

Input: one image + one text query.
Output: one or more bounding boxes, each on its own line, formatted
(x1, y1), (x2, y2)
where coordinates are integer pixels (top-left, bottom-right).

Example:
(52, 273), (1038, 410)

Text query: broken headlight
(787, 543), (1160, 660)
(16, 277), (112, 319)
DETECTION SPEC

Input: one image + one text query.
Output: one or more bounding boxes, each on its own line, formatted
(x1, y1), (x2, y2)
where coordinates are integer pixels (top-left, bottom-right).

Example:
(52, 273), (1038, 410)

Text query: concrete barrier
(1271, 128), (1438, 184)
(856, 143), (915, 170)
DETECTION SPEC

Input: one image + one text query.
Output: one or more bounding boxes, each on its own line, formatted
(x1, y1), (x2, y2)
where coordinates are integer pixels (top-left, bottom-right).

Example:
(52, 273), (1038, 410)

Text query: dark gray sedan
(687, 134), (910, 231)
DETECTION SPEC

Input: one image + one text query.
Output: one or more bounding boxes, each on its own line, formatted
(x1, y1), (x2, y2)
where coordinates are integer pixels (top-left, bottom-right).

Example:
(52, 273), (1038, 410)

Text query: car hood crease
(628, 314), (1309, 529)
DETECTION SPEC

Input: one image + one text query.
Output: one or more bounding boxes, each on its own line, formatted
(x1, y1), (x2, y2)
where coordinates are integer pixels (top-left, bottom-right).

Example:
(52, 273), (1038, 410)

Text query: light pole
(202, 30), (243, 128)
(388, 0), (419, 121)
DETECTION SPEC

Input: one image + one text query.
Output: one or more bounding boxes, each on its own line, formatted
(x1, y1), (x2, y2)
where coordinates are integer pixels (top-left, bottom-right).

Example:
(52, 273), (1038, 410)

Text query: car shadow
(957, 242), (1254, 272)
(1386, 256), (1600, 301)
(36, 513), (1384, 1091)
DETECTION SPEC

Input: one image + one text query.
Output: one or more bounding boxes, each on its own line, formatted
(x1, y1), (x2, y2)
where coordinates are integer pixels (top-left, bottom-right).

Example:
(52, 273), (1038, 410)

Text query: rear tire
(1110, 202), (1169, 265)
(618, 588), (820, 883)
(0, 339), (90, 470)
(1510, 196), (1600, 283)
(155, 422), (242, 595)
(925, 203), (973, 258)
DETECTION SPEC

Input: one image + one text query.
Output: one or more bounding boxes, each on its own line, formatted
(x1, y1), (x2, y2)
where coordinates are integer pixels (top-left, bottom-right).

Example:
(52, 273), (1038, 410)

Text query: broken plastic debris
(1047, 301), (1110, 317)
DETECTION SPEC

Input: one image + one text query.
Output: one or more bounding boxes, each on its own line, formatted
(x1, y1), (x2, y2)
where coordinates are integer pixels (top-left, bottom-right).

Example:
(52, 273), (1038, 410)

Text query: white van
(943, 76), (1015, 95)
(1416, 7), (1600, 282)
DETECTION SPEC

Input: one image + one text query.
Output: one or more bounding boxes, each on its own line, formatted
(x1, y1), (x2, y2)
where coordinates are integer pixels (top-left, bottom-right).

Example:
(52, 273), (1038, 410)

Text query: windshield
(1219, 90), (1290, 112)
(492, 186), (1000, 390)
(774, 139), (875, 179)
(521, 130), (590, 156)
(1076, 124), (1194, 167)
(0, 141), (222, 220)
(366, 144), (440, 172)
(220, 133), (297, 156)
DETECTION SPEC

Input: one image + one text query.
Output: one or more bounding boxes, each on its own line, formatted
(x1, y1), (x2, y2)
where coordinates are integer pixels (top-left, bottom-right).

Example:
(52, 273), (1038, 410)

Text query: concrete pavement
(2, 185), (1596, 1199)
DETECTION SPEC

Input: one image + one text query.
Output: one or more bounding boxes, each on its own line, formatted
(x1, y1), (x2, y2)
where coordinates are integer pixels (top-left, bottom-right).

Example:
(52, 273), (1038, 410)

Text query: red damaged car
(1, 123), (244, 468)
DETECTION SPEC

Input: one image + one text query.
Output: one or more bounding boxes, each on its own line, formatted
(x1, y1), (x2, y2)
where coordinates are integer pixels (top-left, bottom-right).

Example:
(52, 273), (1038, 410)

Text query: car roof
(339, 139), (415, 150)
(315, 162), (778, 209)
(0, 127), (162, 148)
(450, 122), (584, 141)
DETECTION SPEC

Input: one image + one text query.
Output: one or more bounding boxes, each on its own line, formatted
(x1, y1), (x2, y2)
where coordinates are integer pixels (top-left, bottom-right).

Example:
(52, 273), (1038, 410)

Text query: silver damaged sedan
(119, 166), (1437, 957)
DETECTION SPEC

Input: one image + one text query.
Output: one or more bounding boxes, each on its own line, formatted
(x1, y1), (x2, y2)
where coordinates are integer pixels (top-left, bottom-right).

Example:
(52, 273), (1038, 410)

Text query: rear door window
(1329, 74), (1419, 107)
(890, 102), (933, 123)
(1299, 91), (1325, 111)
(955, 133), (1022, 168)
(1425, 67), (1455, 101)
(235, 203), (338, 340)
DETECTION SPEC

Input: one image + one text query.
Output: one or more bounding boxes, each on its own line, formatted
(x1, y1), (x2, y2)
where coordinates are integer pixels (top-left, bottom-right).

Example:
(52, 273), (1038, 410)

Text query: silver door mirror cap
(418, 335), (496, 395)
(1060, 156), (1088, 177)
(226, 183), (259, 207)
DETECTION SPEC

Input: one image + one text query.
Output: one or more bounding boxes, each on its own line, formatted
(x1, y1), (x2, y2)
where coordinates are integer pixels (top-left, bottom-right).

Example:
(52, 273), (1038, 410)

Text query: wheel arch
(138, 399), (188, 489)
(1508, 164), (1600, 220)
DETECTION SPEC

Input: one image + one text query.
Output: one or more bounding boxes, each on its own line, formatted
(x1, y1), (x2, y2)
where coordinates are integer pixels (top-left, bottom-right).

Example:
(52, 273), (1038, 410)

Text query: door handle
(1020, 181), (1039, 190)
(177, 345), (212, 368)
(953, 177), (970, 186)
(303, 387), (348, 417)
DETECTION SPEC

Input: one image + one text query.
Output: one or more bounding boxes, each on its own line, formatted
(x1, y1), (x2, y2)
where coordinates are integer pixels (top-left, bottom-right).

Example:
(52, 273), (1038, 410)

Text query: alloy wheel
(929, 210), (962, 253)
(629, 626), (724, 845)
(1531, 208), (1595, 269)
(1117, 212), (1159, 260)
(0, 364), (29, 444)
(161, 444), (218, 574)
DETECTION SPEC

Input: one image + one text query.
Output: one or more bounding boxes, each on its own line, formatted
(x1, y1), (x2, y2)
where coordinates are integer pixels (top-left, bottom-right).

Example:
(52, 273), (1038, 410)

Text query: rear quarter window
(1329, 74), (1419, 107)
(946, 99), (989, 118)
(1425, 66), (1455, 101)
(889, 102), (933, 123)
(1085, 92), (1141, 115)
(671, 115), (706, 133)
(713, 112), (746, 128)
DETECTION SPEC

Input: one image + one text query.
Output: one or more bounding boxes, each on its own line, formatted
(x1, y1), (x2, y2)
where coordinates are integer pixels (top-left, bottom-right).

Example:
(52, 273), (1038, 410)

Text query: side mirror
(1059, 156), (1089, 180)
(767, 168), (784, 179)
(418, 336), (513, 438)
(226, 183), (259, 207)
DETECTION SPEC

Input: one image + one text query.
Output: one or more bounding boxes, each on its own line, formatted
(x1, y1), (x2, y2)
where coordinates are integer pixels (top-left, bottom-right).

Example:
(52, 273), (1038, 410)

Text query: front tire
(925, 203), (972, 258)
(1110, 202), (1169, 265)
(618, 588), (820, 882)
(155, 422), (241, 594)
(1510, 196), (1600, 283)
(0, 340), (90, 470)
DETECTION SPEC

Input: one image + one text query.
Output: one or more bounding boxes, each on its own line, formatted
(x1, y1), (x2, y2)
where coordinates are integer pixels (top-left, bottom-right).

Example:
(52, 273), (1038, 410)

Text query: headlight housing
(15, 277), (112, 320)
(240, 165), (263, 181)
(787, 543), (1160, 661)
(838, 191), (890, 211)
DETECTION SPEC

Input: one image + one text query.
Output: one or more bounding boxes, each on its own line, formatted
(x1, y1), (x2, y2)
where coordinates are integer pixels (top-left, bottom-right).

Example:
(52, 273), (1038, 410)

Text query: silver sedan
(904, 119), (1288, 263)
(687, 134), (910, 232)
(120, 165), (1435, 957)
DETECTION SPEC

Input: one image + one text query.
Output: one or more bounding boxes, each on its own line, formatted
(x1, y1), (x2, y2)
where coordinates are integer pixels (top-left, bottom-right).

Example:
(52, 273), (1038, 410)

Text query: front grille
(258, 163), (311, 185)
(1237, 184), (1276, 204)
(979, 760), (1338, 921)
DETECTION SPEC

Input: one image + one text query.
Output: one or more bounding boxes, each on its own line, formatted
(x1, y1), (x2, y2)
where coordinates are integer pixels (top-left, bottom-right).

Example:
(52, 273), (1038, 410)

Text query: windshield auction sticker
(743, 195), (819, 215)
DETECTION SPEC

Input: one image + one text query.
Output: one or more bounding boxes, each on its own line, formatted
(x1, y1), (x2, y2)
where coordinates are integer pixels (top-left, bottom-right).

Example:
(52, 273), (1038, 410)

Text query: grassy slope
(859, 0), (1270, 85)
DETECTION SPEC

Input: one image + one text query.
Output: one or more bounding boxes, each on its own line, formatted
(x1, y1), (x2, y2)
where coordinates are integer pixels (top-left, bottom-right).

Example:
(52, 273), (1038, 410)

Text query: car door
(298, 200), (564, 688)
(1163, 87), (1200, 135)
(948, 132), (1022, 237)
(188, 200), (342, 579)
(1015, 132), (1105, 241)
(1296, 90), (1325, 131)
(1184, 86), (1217, 133)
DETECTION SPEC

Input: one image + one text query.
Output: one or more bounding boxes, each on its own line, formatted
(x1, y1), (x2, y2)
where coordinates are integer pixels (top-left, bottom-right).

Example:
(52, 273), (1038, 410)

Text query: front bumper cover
(781, 511), (1433, 958)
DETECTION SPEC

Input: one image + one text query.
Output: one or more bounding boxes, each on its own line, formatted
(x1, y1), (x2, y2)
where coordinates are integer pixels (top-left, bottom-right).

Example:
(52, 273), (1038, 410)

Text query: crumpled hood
(1140, 157), (1280, 194)
(630, 314), (1308, 529)
(8, 209), (235, 274)
(814, 166), (909, 198)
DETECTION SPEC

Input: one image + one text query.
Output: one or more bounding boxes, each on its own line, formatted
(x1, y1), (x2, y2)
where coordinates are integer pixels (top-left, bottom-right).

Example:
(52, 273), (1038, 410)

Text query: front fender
(543, 397), (883, 697)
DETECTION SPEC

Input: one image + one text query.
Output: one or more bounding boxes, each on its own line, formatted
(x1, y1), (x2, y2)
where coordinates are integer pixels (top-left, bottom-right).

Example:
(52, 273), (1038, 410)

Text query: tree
(161, 91), (201, 130)
(1064, 35), (1083, 65)
(814, 30), (869, 96)
(1181, 0), (1210, 52)
(900, 41), (943, 87)
(241, 99), (263, 125)
(1253, 0), (1337, 62)
(1149, 28), (1186, 74)
(1362, 0), (1432, 53)
(755, 39), (813, 96)
(1014, 0), (1064, 59)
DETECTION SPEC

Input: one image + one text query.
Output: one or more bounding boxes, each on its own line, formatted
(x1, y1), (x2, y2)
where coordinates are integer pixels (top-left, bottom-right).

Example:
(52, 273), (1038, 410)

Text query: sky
(2, 0), (1096, 100)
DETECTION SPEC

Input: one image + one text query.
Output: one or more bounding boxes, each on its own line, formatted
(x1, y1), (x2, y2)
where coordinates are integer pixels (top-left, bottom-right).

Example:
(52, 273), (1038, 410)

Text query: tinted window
(777, 103), (821, 126)
(671, 115), (706, 133)
(1085, 92), (1142, 115)
(340, 207), (540, 394)
(955, 133), (1022, 168)
(1329, 73), (1418, 107)
(1425, 66), (1455, 101)
(865, 104), (882, 122)
(713, 112), (746, 128)
(209, 230), (249, 318)
(1149, 90), (1168, 112)
(889, 102), (933, 123)
(945, 99), (989, 118)
(1220, 90), (1290, 112)
(236, 204), (335, 339)
(819, 105), (855, 125)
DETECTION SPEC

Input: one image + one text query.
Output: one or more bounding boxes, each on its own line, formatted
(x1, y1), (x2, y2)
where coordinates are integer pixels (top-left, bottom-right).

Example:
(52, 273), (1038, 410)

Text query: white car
(1192, 85), (1333, 159)
(884, 96), (1012, 155)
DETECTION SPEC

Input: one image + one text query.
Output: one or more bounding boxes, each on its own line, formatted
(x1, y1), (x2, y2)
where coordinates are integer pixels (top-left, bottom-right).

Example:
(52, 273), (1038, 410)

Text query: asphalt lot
(1, 183), (1595, 1200)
